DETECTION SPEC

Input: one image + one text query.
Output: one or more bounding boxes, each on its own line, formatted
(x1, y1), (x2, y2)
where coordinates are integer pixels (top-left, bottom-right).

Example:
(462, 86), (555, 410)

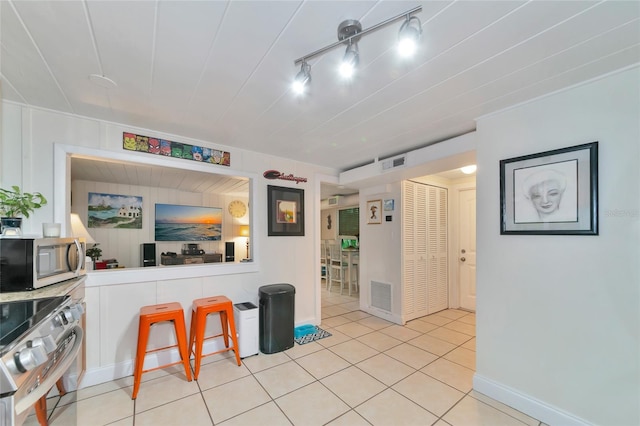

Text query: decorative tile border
(123, 132), (230, 166)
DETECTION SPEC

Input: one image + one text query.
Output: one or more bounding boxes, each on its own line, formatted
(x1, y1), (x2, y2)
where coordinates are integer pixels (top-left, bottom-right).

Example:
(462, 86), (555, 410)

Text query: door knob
(460, 257), (466, 262)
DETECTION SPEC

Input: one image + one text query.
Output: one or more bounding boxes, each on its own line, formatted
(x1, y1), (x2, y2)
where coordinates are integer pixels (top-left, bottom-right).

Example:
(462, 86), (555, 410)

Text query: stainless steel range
(0, 294), (84, 426)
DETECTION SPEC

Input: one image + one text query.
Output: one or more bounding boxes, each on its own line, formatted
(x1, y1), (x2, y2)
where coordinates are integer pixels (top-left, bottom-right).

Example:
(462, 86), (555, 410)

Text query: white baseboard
(79, 338), (236, 389)
(361, 304), (403, 325)
(473, 373), (591, 426)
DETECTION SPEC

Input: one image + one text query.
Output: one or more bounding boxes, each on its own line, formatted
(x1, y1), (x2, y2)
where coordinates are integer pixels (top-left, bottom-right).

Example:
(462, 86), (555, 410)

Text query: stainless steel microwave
(0, 237), (86, 292)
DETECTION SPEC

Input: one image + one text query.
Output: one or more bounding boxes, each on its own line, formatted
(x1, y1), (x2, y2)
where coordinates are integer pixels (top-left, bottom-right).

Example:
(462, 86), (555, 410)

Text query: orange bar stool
(189, 296), (241, 379)
(132, 302), (192, 399)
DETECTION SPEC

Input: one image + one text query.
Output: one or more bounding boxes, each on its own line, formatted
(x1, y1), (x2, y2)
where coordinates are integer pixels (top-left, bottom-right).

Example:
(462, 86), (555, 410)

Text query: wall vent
(371, 281), (392, 312)
(327, 195), (342, 206)
(381, 155), (406, 171)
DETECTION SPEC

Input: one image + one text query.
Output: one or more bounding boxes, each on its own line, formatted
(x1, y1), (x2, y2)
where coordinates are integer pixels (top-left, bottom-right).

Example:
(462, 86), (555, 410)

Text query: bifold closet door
(402, 181), (448, 322)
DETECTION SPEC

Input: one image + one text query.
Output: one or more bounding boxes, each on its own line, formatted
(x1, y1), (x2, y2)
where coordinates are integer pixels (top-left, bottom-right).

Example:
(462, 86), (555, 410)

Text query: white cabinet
(402, 181), (448, 322)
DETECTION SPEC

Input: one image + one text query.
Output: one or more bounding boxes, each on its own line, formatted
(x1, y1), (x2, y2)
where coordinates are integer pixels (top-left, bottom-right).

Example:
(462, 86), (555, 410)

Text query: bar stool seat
(189, 296), (241, 379)
(132, 302), (192, 399)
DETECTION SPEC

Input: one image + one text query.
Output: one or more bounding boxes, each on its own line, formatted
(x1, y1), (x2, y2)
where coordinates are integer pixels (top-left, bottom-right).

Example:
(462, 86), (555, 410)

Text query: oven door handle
(14, 326), (84, 416)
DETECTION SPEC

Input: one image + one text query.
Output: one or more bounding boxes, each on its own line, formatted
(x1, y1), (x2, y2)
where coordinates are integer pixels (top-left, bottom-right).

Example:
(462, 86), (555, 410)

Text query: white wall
(358, 183), (403, 323)
(2, 102), (336, 327)
(474, 67), (640, 426)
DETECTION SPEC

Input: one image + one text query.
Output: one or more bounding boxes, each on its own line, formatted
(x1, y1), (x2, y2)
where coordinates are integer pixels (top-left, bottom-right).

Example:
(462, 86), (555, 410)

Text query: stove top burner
(0, 296), (67, 355)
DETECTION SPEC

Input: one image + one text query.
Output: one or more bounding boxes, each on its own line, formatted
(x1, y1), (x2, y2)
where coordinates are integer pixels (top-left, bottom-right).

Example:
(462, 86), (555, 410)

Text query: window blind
(339, 207), (359, 236)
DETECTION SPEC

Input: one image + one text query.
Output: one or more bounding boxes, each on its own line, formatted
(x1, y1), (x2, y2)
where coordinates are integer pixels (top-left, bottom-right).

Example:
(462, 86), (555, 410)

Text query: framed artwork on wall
(366, 199), (382, 224)
(154, 204), (222, 241)
(500, 141), (598, 235)
(88, 192), (142, 229)
(267, 185), (305, 236)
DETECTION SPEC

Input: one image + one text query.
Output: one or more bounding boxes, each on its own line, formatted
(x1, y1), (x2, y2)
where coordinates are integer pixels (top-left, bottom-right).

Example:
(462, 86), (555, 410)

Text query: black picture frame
(500, 141), (598, 235)
(267, 185), (305, 236)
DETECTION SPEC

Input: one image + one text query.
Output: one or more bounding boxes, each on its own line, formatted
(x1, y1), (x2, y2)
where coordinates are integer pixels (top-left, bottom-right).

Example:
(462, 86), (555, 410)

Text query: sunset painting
(155, 203), (222, 241)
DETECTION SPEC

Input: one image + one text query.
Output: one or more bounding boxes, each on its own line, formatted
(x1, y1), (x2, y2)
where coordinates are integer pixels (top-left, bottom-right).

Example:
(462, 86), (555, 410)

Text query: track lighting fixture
(397, 15), (422, 58)
(339, 40), (359, 79)
(291, 6), (422, 94)
(292, 61), (311, 95)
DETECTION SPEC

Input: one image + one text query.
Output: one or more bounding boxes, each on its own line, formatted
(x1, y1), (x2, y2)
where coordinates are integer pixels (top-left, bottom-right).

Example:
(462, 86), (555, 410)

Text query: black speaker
(225, 241), (235, 262)
(141, 243), (156, 267)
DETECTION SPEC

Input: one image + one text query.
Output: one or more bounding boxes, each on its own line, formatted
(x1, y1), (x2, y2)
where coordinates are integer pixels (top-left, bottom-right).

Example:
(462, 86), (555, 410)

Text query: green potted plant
(85, 244), (102, 263)
(0, 185), (47, 233)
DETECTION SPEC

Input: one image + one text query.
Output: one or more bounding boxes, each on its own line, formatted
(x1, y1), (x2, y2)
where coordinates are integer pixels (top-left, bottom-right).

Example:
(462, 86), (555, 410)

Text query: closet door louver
(402, 181), (448, 322)
(402, 182), (416, 316)
(428, 186), (448, 313)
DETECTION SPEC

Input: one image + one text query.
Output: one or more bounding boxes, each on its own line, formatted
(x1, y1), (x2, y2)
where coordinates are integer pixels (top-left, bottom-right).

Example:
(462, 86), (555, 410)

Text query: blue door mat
(294, 326), (332, 345)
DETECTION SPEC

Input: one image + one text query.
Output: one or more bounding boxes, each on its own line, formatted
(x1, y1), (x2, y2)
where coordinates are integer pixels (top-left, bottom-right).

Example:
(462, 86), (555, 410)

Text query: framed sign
(267, 185), (305, 236)
(367, 199), (382, 224)
(500, 141), (598, 235)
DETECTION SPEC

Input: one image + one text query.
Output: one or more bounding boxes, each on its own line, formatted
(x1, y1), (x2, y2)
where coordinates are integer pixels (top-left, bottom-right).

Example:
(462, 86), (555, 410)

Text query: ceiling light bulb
(339, 41), (359, 79)
(397, 16), (422, 58)
(461, 165), (477, 174)
(292, 61), (311, 95)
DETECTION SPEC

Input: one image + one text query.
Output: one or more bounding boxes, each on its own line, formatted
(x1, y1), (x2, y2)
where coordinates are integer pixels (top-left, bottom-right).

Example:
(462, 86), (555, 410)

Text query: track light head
(337, 20), (362, 79)
(339, 41), (359, 79)
(397, 16), (422, 58)
(292, 61), (311, 95)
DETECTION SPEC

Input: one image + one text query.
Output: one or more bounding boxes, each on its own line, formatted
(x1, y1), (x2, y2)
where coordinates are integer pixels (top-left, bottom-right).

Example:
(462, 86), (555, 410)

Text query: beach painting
(88, 193), (143, 229)
(155, 203), (222, 241)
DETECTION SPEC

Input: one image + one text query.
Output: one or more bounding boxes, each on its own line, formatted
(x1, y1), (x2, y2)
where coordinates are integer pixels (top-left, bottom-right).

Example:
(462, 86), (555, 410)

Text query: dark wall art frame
(500, 141), (598, 235)
(267, 185), (305, 236)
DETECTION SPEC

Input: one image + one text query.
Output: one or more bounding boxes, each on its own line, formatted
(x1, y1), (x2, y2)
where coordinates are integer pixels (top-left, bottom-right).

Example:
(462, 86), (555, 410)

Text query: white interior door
(458, 188), (476, 311)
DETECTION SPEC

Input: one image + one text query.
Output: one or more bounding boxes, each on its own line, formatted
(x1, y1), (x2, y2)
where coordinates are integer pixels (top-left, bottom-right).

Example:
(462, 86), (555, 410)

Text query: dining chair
(324, 241), (333, 290)
(329, 243), (348, 294)
(320, 241), (327, 283)
(339, 235), (359, 296)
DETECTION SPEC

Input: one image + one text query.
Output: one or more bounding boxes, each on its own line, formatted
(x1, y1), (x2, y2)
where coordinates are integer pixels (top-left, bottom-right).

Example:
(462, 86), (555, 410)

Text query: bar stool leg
(35, 395), (48, 426)
(220, 310), (229, 348)
(192, 309), (205, 380)
(132, 315), (150, 399)
(173, 315), (192, 382)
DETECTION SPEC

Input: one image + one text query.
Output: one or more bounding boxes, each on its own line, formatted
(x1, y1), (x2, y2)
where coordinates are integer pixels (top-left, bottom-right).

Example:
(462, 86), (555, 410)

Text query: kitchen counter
(0, 275), (86, 302)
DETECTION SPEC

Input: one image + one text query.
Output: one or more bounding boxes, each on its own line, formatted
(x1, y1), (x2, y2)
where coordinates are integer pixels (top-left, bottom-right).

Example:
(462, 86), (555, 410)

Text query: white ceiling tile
(0, 1), (72, 111)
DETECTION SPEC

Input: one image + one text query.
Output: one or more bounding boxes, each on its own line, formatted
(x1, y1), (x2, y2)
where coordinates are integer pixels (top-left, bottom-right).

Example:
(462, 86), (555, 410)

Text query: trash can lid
(259, 283), (296, 295)
(234, 302), (257, 310)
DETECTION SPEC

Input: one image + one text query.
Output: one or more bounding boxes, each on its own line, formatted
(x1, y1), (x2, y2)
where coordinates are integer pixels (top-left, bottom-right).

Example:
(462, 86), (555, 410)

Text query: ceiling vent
(381, 154), (406, 172)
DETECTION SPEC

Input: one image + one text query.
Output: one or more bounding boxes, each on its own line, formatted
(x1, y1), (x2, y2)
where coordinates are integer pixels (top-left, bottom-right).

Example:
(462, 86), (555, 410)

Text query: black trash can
(259, 283), (295, 354)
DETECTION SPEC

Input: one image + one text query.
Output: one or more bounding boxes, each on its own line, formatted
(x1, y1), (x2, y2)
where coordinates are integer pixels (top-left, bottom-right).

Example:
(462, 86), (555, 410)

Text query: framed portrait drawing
(500, 141), (598, 235)
(366, 199), (382, 224)
(267, 185), (305, 236)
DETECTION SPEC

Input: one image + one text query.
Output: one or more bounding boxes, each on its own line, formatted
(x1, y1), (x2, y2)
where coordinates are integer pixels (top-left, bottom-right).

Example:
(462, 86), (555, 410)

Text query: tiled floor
(28, 287), (545, 426)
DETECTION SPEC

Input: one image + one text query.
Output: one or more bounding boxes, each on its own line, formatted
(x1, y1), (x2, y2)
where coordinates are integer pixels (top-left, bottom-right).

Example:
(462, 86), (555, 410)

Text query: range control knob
(32, 335), (56, 354)
(11, 342), (48, 373)
(69, 304), (84, 320)
(61, 308), (74, 324)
